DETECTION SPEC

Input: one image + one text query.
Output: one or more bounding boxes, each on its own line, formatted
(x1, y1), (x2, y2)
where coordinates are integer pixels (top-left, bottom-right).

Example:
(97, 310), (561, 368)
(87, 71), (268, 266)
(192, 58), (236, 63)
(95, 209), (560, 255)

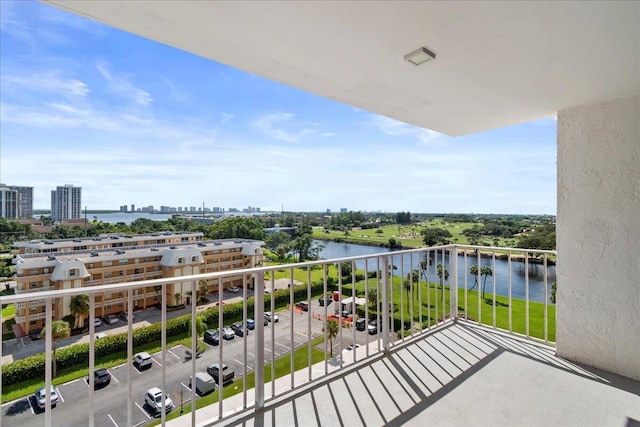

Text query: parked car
(227, 285), (240, 293)
(118, 312), (134, 322)
(92, 369), (111, 387)
(189, 372), (216, 396)
(318, 295), (333, 306)
(102, 314), (120, 324)
(203, 329), (219, 345)
(222, 327), (235, 340)
(295, 301), (309, 311)
(29, 329), (42, 340)
(34, 387), (59, 409)
(355, 318), (366, 331)
(207, 363), (235, 384)
(246, 319), (255, 330)
(368, 320), (378, 335)
(95, 332), (108, 340)
(344, 344), (361, 351)
(145, 387), (174, 415)
(93, 317), (103, 327)
(264, 312), (279, 323)
(231, 322), (247, 337)
(134, 352), (153, 369)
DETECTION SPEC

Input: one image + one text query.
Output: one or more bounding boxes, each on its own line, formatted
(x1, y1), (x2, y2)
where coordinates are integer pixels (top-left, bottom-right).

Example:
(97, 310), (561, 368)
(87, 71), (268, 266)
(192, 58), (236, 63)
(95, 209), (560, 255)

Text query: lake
(316, 240), (556, 304)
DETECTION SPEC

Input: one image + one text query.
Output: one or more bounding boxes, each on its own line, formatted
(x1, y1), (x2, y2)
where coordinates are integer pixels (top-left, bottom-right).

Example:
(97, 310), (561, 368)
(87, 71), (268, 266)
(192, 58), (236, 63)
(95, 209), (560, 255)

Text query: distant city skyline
(0, 1), (557, 215)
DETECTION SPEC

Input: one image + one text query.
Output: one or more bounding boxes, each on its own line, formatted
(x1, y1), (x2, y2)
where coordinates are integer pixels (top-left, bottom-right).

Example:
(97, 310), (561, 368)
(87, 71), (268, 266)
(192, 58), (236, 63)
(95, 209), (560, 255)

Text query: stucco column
(556, 95), (639, 380)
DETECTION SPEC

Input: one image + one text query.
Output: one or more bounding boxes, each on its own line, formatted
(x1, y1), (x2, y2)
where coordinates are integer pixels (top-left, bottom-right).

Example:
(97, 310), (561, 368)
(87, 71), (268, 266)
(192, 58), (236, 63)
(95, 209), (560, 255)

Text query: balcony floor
(171, 322), (640, 427)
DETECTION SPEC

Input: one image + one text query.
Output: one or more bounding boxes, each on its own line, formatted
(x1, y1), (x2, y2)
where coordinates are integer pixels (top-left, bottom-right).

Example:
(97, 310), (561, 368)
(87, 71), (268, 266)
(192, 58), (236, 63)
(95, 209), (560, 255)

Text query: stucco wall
(557, 95), (640, 380)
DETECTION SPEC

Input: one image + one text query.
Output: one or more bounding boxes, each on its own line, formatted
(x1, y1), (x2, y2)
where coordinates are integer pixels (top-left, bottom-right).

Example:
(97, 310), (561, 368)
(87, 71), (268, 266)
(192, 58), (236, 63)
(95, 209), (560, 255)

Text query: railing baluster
(338, 261), (343, 368)
(254, 272), (265, 411)
(270, 273), (275, 398)
(544, 254), (549, 343)
(191, 280), (197, 425)
(381, 256), (390, 352)
(525, 251), (530, 338)
(463, 250), (468, 320)
(426, 250), (431, 329)
(307, 266), (312, 381)
(161, 283), (167, 426)
(89, 293), (95, 427)
(477, 250), (482, 325)
(45, 297), (52, 426)
(218, 280), (223, 418)
(492, 250), (497, 328)
(243, 274), (248, 409)
(289, 266), (294, 389)
(127, 289), (133, 427)
(400, 254), (405, 342)
(323, 264), (328, 374)
(450, 246), (458, 322)
(508, 251), (513, 333)
(351, 260), (357, 362)
(364, 258), (370, 358)
(409, 253), (414, 337)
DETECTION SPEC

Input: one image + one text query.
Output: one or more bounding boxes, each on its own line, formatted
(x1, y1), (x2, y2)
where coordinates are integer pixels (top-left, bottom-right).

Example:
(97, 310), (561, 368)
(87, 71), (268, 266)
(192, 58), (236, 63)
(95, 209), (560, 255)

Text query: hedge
(2, 281), (335, 387)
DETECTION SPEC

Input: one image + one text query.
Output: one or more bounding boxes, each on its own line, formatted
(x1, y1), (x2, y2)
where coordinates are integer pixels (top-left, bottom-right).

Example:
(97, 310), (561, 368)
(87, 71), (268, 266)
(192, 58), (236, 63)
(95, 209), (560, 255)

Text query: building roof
(13, 232), (205, 251)
(44, 1), (640, 135)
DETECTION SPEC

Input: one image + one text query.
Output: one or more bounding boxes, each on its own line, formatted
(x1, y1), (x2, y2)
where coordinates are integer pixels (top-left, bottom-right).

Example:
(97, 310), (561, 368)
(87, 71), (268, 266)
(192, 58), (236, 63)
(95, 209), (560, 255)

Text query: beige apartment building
(12, 232), (263, 335)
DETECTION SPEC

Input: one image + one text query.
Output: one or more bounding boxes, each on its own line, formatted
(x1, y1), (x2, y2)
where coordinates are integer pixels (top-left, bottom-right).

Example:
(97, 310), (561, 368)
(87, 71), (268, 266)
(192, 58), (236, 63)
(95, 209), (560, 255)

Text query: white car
(344, 344), (362, 351)
(227, 285), (240, 293)
(222, 327), (235, 340)
(34, 387), (59, 409)
(134, 352), (153, 369)
(264, 312), (279, 323)
(93, 318), (103, 327)
(145, 387), (174, 415)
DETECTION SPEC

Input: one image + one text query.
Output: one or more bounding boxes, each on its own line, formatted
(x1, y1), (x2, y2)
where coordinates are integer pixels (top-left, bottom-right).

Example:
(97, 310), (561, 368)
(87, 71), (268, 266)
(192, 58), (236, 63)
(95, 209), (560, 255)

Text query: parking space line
(107, 413), (119, 427)
(135, 402), (151, 419)
(152, 358), (162, 367)
(133, 421), (146, 427)
(63, 379), (79, 386)
(56, 387), (64, 403)
(133, 364), (143, 374)
(275, 342), (289, 350)
(234, 358), (244, 366)
(181, 382), (191, 391)
(109, 370), (120, 383)
(27, 397), (34, 414)
(167, 349), (181, 360)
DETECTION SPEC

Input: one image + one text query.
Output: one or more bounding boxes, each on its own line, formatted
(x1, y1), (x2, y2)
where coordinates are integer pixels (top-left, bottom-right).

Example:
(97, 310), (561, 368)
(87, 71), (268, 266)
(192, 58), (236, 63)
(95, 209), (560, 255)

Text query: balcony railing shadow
(212, 321), (639, 427)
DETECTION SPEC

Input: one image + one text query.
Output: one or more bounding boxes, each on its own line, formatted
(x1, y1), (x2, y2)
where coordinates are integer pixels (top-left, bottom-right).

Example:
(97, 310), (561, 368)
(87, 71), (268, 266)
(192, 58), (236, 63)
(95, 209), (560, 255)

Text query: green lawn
(2, 303), (16, 320)
(342, 275), (555, 342)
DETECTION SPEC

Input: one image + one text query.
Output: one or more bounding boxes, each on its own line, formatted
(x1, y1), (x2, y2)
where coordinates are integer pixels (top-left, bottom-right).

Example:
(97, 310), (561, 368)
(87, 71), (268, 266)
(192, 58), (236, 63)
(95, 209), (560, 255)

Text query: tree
(324, 319), (339, 358)
(367, 288), (379, 309)
(174, 293), (182, 306)
(402, 278), (412, 301)
(187, 315), (206, 337)
(480, 266), (493, 298)
(264, 231), (291, 252)
(436, 264), (449, 288)
(469, 264), (479, 291)
(199, 279), (210, 302)
(421, 228), (452, 246)
(291, 234), (313, 261)
(551, 282), (557, 304)
(44, 320), (70, 378)
(339, 261), (352, 280)
(69, 294), (89, 329)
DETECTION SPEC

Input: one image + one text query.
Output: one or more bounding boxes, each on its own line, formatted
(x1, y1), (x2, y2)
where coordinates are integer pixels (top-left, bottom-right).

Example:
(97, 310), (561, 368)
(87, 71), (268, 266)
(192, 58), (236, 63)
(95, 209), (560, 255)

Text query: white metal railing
(0, 245), (555, 426)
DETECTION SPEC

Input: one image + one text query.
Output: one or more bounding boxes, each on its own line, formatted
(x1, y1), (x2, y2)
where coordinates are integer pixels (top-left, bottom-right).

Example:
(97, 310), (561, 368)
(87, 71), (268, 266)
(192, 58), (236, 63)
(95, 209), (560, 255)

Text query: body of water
(317, 240), (555, 304)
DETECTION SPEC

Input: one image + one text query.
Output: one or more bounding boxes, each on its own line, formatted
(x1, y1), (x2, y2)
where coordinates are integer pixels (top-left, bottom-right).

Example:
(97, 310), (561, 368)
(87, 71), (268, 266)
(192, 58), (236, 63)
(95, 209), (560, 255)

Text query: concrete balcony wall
(557, 95), (640, 380)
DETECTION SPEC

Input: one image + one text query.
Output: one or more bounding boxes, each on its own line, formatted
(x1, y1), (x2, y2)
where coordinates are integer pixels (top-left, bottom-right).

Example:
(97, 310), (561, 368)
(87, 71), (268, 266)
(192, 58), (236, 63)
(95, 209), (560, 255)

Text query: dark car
(92, 369), (111, 387)
(318, 295), (333, 306)
(203, 329), (219, 345)
(207, 363), (235, 384)
(368, 320), (378, 335)
(29, 329), (42, 340)
(231, 322), (247, 337)
(355, 318), (366, 331)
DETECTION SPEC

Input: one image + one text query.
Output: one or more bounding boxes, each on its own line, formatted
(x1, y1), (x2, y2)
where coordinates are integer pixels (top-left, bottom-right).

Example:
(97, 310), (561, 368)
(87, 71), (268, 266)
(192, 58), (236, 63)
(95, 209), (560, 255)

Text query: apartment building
(0, 184), (34, 219)
(12, 232), (263, 335)
(50, 184), (82, 222)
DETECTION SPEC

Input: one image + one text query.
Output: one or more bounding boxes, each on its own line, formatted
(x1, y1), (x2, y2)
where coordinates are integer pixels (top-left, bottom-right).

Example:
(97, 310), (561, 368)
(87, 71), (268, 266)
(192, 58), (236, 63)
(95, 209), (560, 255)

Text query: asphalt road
(1, 298), (379, 427)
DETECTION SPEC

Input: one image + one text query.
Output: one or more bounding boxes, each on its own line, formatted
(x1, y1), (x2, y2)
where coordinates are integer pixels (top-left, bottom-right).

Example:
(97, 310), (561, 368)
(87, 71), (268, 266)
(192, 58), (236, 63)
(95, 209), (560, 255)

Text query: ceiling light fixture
(404, 47), (436, 66)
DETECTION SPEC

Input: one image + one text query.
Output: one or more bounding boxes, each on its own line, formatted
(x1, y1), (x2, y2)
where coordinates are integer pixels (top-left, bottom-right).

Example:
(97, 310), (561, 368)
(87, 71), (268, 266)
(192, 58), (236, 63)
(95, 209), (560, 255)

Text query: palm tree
(402, 278), (412, 301)
(199, 279), (210, 302)
(480, 266), (493, 298)
(69, 294), (89, 329)
(469, 264), (480, 291)
(44, 320), (70, 378)
(367, 288), (378, 309)
(436, 264), (449, 288)
(324, 319), (339, 358)
(187, 315), (206, 337)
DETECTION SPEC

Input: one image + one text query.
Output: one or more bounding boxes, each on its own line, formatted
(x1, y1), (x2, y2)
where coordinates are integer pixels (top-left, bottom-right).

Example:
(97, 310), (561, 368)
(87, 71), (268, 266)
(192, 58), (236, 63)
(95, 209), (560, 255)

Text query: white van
(190, 372), (216, 395)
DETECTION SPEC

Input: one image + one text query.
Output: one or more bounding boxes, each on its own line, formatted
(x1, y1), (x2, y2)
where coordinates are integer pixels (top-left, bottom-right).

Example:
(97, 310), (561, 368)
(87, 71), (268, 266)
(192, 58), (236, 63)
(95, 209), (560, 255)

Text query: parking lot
(1, 296), (381, 426)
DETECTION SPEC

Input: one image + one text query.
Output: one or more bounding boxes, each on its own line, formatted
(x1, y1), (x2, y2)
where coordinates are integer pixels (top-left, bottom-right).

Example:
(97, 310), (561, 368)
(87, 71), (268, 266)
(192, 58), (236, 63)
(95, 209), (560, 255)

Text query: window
(102, 261), (112, 267)
(88, 263), (94, 269)
(69, 268), (79, 277)
(191, 256), (198, 262)
(30, 320), (37, 325)
(30, 282), (38, 288)
(44, 268), (49, 274)
(119, 259), (128, 265)
(177, 257), (185, 264)
(31, 269), (38, 275)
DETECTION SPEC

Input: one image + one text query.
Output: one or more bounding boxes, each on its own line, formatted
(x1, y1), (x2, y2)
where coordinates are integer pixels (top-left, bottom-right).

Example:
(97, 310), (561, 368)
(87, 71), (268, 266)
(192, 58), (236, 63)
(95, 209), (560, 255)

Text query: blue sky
(0, 1), (557, 214)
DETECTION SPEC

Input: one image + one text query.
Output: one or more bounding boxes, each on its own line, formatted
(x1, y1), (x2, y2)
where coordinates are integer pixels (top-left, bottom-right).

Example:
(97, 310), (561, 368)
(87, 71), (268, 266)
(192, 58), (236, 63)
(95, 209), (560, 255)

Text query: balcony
(1, 246), (637, 427)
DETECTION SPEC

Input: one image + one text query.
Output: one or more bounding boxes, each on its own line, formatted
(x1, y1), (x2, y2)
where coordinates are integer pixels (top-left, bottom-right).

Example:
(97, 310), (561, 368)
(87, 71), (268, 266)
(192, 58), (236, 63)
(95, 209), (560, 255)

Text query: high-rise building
(0, 184), (34, 218)
(131, 204), (135, 212)
(51, 184), (82, 222)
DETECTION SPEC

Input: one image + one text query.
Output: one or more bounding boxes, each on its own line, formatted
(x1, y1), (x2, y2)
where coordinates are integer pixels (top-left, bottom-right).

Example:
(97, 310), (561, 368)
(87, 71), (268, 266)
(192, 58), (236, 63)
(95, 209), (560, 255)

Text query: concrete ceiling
(44, 1), (640, 136)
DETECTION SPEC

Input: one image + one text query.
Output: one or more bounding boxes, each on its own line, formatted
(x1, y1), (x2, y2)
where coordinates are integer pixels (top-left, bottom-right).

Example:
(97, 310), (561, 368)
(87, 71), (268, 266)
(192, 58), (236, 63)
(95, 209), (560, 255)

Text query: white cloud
(251, 111), (315, 143)
(2, 72), (90, 97)
(96, 62), (153, 106)
(367, 114), (442, 144)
